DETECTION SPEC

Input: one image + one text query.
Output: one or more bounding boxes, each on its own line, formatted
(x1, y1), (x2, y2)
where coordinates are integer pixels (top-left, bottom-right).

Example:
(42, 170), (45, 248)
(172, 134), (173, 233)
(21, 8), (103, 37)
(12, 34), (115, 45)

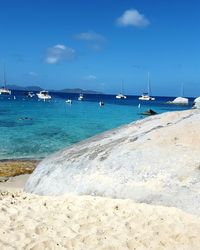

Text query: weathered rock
(0, 160), (38, 177)
(0, 177), (9, 183)
(167, 96), (189, 105)
(193, 97), (200, 109)
(25, 109), (200, 215)
(142, 109), (157, 115)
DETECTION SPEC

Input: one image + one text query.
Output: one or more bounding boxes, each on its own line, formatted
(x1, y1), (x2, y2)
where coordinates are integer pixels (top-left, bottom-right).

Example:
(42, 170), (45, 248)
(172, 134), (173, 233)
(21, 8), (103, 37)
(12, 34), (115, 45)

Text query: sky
(0, 0), (199, 97)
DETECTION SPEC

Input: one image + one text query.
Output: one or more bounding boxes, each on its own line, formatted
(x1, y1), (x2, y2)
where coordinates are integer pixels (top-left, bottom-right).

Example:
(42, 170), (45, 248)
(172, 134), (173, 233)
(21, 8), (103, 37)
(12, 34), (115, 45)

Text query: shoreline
(1, 109), (200, 248)
(0, 159), (39, 178)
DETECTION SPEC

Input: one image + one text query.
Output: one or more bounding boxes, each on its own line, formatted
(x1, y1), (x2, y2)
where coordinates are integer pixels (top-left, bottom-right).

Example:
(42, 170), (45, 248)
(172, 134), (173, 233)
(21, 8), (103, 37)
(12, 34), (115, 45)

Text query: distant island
(6, 85), (103, 94)
(7, 85), (43, 91)
(54, 88), (103, 94)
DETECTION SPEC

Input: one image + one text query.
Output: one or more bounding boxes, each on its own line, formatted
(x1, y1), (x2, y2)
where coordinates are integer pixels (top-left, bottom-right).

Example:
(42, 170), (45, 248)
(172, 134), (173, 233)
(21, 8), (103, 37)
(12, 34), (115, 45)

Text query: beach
(1, 109), (200, 249)
(1, 0), (200, 248)
(1, 175), (200, 249)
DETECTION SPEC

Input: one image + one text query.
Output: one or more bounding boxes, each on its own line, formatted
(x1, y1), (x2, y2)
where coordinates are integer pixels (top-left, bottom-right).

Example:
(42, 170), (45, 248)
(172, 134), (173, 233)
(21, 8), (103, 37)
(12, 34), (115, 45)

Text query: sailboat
(116, 81), (127, 99)
(0, 65), (11, 95)
(167, 83), (188, 105)
(78, 93), (84, 101)
(138, 72), (155, 101)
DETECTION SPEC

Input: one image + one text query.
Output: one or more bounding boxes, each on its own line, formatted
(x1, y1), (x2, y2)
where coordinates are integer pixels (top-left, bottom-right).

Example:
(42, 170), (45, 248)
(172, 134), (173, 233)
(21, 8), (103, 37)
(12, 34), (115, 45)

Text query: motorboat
(116, 93), (127, 99)
(99, 101), (104, 106)
(78, 93), (84, 101)
(138, 72), (155, 101)
(36, 90), (51, 100)
(65, 99), (72, 104)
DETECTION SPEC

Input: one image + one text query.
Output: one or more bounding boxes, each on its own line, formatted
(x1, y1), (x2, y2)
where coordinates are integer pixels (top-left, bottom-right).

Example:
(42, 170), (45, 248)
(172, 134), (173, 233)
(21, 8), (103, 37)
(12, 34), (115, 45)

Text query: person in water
(18, 117), (33, 121)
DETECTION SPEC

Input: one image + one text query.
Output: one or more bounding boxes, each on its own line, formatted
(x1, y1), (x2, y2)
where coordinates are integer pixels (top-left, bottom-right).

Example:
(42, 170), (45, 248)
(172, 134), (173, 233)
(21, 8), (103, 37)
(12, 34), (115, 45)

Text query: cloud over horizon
(74, 31), (106, 51)
(28, 71), (38, 76)
(116, 9), (150, 28)
(84, 74), (97, 80)
(45, 44), (75, 64)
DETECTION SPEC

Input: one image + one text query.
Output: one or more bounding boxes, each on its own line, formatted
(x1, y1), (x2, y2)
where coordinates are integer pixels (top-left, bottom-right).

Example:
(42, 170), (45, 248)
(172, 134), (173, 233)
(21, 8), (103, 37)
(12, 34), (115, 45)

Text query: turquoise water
(0, 92), (192, 160)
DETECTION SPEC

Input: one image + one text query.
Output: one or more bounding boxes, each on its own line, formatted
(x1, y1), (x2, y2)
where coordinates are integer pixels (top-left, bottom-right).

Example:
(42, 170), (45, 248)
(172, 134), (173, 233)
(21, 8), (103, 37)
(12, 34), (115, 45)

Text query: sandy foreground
(0, 175), (200, 250)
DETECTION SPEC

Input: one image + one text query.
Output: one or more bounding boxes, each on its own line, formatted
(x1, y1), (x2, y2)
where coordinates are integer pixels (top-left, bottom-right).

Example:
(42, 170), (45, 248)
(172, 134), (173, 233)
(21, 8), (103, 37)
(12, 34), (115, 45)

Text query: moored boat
(78, 94), (84, 101)
(36, 90), (51, 100)
(138, 72), (155, 101)
(0, 65), (11, 95)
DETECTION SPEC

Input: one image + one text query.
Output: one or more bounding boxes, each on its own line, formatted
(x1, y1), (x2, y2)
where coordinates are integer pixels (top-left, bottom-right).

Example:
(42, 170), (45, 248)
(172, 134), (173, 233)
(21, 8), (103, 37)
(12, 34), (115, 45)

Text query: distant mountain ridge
(7, 85), (103, 94)
(7, 85), (43, 91)
(56, 88), (102, 94)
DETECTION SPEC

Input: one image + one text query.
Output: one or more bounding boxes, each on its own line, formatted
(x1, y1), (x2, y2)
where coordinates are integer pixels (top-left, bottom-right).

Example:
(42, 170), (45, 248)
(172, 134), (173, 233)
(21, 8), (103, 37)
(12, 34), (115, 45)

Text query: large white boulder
(193, 97), (200, 109)
(168, 97), (189, 105)
(25, 109), (200, 215)
(194, 97), (200, 103)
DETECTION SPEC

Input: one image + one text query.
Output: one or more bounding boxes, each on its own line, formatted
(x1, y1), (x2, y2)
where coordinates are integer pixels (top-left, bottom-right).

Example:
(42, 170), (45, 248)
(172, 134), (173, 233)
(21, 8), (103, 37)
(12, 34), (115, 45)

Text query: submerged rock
(25, 109), (200, 215)
(142, 109), (157, 115)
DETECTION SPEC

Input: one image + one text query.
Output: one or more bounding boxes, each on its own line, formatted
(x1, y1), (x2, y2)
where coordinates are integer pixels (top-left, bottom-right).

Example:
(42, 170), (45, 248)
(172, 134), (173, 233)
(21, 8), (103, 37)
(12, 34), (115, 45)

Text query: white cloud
(84, 74), (97, 80)
(45, 44), (75, 64)
(75, 31), (106, 42)
(28, 71), (38, 76)
(116, 9), (150, 28)
(75, 31), (106, 51)
(54, 44), (66, 50)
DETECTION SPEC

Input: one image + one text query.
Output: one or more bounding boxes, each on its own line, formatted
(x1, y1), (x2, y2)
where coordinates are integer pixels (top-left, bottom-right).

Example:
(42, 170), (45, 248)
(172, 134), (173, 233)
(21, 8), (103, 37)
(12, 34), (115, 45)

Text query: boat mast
(121, 80), (124, 94)
(147, 72), (150, 95)
(3, 64), (6, 88)
(181, 83), (184, 97)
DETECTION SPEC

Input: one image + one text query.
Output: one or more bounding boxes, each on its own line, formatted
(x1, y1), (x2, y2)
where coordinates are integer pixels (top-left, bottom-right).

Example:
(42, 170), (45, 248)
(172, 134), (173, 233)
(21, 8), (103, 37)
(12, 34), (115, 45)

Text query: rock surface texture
(25, 109), (200, 215)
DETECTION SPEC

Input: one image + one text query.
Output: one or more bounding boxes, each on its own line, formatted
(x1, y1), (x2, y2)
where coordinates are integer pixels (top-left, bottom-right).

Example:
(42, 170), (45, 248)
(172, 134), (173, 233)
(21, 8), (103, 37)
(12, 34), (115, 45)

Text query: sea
(0, 90), (193, 160)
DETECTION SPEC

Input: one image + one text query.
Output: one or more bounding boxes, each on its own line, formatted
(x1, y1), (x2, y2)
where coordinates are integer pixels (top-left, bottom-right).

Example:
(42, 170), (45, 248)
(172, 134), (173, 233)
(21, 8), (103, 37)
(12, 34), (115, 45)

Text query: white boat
(116, 81), (126, 99)
(116, 93), (127, 99)
(139, 93), (155, 101)
(0, 87), (11, 95)
(36, 90), (51, 100)
(78, 93), (83, 101)
(99, 101), (104, 106)
(65, 99), (72, 104)
(138, 72), (155, 101)
(0, 65), (11, 95)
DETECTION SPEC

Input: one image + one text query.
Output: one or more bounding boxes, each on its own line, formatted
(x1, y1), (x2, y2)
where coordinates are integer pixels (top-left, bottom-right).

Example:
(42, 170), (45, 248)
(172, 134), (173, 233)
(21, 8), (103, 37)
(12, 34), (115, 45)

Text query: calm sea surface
(0, 90), (193, 160)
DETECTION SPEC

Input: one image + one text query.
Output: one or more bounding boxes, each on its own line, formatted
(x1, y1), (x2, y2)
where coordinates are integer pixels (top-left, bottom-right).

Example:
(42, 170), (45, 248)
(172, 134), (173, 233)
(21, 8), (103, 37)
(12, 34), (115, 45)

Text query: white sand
(0, 177), (200, 249)
(0, 174), (29, 192)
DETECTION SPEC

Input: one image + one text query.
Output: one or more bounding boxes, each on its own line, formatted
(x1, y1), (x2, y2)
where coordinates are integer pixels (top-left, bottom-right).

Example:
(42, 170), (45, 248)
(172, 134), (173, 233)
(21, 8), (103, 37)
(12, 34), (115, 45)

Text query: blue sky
(0, 0), (199, 97)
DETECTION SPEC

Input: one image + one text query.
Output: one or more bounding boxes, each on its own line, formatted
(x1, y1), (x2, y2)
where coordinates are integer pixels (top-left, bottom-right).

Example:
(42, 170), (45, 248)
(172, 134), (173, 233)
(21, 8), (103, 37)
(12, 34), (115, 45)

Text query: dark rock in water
(142, 109), (157, 116)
